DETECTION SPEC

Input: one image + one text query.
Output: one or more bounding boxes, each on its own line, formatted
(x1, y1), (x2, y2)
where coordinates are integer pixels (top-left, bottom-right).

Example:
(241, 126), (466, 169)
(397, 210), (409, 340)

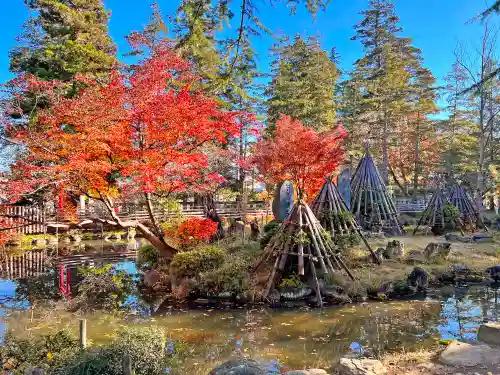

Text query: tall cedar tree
(252, 115), (346, 200)
(10, 0), (116, 81)
(2, 42), (246, 259)
(266, 35), (339, 133)
(342, 0), (438, 189)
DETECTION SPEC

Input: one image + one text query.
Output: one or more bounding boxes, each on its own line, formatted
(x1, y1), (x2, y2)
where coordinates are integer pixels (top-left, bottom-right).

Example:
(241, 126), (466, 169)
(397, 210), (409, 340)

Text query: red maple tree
(165, 217), (219, 247)
(2, 43), (247, 258)
(252, 115), (346, 200)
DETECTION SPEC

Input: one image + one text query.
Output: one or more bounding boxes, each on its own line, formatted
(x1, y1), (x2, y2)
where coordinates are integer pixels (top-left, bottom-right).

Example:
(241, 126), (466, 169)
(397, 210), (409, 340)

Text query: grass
(347, 234), (500, 289)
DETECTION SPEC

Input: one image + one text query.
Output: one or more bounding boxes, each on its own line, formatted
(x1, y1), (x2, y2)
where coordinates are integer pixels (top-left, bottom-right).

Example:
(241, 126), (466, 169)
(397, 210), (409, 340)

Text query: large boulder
(338, 358), (387, 375)
(487, 265), (500, 282)
(478, 323), (500, 347)
(424, 242), (452, 260)
(383, 240), (405, 260)
(208, 359), (266, 375)
(439, 341), (500, 367)
(407, 267), (429, 293)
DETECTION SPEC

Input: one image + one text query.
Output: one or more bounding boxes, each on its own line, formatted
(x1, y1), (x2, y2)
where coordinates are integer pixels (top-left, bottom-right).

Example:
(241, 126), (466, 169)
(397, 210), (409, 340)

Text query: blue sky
(0, 0), (494, 112)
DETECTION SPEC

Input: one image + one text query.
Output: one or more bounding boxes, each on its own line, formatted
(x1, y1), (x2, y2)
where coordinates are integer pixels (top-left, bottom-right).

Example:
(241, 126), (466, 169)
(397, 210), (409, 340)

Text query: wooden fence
(2, 197), (428, 236)
(2, 200), (270, 235)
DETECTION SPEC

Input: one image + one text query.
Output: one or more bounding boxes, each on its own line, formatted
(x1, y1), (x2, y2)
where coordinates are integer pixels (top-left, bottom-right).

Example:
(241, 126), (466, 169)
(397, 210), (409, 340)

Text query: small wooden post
(123, 355), (134, 375)
(79, 319), (87, 349)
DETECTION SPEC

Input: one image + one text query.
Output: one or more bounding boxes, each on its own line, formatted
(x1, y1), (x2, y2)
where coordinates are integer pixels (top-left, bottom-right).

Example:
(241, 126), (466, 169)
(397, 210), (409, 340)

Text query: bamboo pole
(297, 205), (304, 276)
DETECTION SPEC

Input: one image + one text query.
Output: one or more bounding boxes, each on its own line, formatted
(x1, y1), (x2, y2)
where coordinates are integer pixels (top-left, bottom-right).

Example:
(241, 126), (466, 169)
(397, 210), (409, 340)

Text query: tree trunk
(101, 196), (177, 259)
(412, 114), (421, 199)
(381, 113), (390, 185)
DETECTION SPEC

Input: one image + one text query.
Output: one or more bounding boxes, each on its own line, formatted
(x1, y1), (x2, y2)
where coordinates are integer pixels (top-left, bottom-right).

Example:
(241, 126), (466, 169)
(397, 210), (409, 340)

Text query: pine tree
(440, 61), (478, 185)
(266, 35), (339, 133)
(10, 0), (117, 81)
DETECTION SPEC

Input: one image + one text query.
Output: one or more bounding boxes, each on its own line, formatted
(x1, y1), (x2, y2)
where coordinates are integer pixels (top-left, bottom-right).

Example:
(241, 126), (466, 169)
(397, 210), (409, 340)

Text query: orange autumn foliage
(252, 115), (346, 200)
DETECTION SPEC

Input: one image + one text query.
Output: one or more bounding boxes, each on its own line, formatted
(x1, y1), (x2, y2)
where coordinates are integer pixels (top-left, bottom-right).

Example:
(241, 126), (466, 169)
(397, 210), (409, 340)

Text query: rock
(48, 237), (58, 245)
(478, 323), (500, 346)
(268, 289), (281, 303)
(407, 267), (429, 292)
(69, 234), (81, 242)
(306, 370), (328, 375)
(143, 270), (162, 288)
(486, 265), (500, 282)
(208, 359), (266, 375)
(31, 238), (47, 247)
(375, 248), (385, 262)
(439, 341), (500, 367)
(280, 286), (313, 301)
(6, 238), (21, 246)
(384, 240), (405, 260)
(424, 242), (452, 260)
(338, 358), (387, 375)
(406, 250), (425, 264)
(126, 230), (136, 240)
(110, 233), (122, 240)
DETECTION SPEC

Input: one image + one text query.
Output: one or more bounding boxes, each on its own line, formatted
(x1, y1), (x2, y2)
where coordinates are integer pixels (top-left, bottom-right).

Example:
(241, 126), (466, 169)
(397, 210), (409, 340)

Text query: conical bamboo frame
(253, 200), (355, 307)
(449, 185), (486, 230)
(350, 150), (403, 235)
(413, 188), (464, 235)
(311, 177), (380, 264)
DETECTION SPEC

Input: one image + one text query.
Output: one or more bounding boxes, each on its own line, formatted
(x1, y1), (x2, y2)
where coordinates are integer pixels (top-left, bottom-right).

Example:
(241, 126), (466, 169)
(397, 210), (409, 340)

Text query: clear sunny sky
(0, 0), (495, 110)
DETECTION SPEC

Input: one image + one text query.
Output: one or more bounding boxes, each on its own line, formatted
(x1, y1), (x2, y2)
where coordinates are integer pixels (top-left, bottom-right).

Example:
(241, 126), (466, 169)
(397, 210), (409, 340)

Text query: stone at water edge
(478, 323), (500, 347)
(439, 341), (500, 367)
(208, 359), (266, 375)
(383, 240), (405, 260)
(338, 358), (387, 375)
(424, 242), (452, 260)
(284, 370), (328, 375)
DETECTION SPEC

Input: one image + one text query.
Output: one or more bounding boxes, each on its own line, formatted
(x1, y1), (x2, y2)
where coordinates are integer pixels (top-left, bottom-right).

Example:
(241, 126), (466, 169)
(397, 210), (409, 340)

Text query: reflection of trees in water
(313, 303), (443, 362)
(438, 286), (500, 340)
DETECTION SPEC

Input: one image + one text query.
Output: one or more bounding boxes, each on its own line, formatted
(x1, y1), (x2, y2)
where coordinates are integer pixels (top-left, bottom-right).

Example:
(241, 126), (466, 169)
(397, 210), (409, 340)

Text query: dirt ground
(382, 348), (500, 375)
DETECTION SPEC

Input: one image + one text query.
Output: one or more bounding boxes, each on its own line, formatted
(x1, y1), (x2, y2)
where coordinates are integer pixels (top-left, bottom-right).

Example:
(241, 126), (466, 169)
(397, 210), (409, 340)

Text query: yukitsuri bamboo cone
(311, 177), (380, 264)
(350, 150), (403, 235)
(254, 200), (355, 307)
(449, 184), (486, 230)
(413, 188), (464, 235)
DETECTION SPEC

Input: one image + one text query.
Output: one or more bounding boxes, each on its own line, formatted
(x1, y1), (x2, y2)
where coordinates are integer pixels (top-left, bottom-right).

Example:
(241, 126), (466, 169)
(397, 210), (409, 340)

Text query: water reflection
(0, 241), (500, 372)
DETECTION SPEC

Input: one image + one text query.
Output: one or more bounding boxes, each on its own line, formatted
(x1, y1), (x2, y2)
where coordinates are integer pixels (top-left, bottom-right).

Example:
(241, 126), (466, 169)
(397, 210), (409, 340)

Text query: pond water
(0, 240), (499, 374)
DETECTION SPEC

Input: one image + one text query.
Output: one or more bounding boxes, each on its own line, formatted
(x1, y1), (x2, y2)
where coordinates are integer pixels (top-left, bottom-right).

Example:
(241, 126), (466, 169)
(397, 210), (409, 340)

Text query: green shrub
(55, 327), (175, 375)
(199, 255), (250, 295)
(72, 264), (135, 311)
(2, 327), (185, 375)
(278, 274), (305, 289)
(263, 220), (280, 233)
(226, 241), (263, 262)
(439, 203), (461, 223)
(137, 244), (160, 269)
(260, 220), (281, 249)
(334, 233), (360, 251)
(0, 329), (80, 374)
(170, 246), (225, 279)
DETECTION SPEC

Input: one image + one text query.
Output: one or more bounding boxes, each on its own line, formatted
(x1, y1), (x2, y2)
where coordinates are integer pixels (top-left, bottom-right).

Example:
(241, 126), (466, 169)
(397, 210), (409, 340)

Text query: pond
(0, 240), (499, 374)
